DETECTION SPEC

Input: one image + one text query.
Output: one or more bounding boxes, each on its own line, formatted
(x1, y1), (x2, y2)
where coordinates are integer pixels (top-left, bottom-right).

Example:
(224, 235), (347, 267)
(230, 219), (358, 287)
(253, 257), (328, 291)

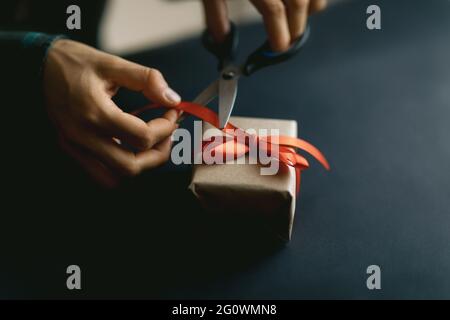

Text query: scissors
(187, 22), (310, 129)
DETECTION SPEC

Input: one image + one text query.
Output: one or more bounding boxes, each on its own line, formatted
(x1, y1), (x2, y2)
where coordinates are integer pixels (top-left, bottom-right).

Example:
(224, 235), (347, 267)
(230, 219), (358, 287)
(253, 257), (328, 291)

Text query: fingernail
(164, 88), (181, 104)
(177, 110), (184, 117)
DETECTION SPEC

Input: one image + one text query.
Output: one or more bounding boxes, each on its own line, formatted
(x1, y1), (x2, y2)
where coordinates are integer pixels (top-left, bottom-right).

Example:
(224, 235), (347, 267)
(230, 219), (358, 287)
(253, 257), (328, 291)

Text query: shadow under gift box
(189, 116), (299, 242)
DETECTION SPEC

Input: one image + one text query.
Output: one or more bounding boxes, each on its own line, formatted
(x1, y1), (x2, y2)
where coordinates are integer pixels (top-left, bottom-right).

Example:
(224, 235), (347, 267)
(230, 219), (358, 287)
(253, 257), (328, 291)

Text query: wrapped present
(133, 102), (329, 242)
(190, 116), (303, 242)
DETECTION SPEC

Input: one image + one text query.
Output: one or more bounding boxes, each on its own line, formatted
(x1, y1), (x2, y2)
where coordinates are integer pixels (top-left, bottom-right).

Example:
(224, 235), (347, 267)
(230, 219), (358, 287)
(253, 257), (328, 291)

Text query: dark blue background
(1, 0), (450, 299)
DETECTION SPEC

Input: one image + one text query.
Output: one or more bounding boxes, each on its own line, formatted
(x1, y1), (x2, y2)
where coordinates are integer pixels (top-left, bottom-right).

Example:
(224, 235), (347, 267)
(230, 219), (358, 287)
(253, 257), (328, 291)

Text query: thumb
(103, 56), (181, 106)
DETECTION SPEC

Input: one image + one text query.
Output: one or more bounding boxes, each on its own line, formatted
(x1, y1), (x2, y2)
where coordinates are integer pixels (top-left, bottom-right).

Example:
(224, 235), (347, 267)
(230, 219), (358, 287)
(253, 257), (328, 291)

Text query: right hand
(43, 39), (182, 188)
(203, 0), (328, 52)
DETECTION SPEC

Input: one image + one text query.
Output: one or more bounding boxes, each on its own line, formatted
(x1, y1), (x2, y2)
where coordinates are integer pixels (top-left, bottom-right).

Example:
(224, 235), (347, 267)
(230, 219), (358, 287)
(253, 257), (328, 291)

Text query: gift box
(189, 116), (300, 242)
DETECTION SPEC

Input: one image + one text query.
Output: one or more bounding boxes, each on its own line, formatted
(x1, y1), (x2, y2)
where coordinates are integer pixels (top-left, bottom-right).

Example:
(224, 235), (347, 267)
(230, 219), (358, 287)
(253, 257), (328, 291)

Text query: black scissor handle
(243, 24), (310, 76)
(202, 22), (239, 70)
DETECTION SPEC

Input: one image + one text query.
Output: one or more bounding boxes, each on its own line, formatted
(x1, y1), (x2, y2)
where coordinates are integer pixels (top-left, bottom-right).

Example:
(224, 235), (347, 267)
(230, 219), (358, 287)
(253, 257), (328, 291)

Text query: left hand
(43, 39), (181, 188)
(202, 0), (327, 52)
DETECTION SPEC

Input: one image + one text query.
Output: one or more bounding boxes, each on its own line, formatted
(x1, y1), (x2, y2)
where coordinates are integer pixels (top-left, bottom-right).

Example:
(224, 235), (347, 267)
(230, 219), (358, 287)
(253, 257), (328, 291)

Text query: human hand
(43, 39), (181, 188)
(202, 0), (327, 52)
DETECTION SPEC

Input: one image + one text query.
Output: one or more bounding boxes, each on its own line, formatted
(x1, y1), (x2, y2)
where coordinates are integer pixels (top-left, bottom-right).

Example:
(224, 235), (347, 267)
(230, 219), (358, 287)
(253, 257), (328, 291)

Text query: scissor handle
(202, 22), (239, 70)
(242, 24), (310, 76)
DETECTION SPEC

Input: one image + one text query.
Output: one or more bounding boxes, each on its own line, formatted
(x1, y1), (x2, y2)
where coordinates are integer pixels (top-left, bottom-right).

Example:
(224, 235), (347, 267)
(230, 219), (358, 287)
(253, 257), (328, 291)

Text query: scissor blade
(193, 80), (219, 105)
(219, 77), (238, 128)
(176, 80), (218, 125)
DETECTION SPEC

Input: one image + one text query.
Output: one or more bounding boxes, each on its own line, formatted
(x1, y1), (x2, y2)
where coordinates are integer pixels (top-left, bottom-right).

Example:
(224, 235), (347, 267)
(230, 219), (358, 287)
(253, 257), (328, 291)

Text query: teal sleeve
(0, 32), (65, 106)
(0, 32), (66, 144)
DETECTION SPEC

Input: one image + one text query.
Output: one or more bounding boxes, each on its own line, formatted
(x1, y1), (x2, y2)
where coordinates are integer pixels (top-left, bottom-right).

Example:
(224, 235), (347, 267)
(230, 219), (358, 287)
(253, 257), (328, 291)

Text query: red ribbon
(134, 101), (330, 193)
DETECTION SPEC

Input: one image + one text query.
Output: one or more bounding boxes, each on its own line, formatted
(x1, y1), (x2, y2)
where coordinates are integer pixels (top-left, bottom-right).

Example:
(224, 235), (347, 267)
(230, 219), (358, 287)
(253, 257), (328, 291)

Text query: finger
(154, 135), (173, 155)
(251, 0), (290, 52)
(69, 120), (177, 177)
(283, 0), (309, 40)
(162, 108), (179, 123)
(135, 111), (179, 171)
(202, 0), (230, 43)
(66, 127), (143, 177)
(59, 136), (120, 188)
(100, 56), (181, 106)
(136, 135), (174, 171)
(81, 92), (163, 151)
(82, 86), (179, 151)
(146, 109), (179, 147)
(309, 0), (327, 14)
(107, 108), (157, 150)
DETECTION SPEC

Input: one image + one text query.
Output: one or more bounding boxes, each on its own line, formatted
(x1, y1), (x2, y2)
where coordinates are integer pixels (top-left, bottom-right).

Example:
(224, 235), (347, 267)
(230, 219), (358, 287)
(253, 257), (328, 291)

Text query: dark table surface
(2, 0), (450, 299)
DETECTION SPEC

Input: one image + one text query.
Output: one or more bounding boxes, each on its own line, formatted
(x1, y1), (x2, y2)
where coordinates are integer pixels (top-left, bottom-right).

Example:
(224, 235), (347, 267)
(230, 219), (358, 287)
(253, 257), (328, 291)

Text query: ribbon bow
(134, 101), (330, 193)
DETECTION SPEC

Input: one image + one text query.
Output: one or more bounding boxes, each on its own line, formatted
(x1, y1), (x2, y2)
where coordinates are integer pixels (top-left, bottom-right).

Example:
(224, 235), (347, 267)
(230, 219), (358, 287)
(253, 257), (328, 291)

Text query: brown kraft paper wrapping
(189, 116), (299, 242)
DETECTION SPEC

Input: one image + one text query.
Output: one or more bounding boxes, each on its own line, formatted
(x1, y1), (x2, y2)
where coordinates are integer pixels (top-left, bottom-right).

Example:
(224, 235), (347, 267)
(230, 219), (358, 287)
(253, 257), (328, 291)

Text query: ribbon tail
(278, 136), (330, 171)
(295, 168), (301, 194)
(133, 102), (330, 172)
